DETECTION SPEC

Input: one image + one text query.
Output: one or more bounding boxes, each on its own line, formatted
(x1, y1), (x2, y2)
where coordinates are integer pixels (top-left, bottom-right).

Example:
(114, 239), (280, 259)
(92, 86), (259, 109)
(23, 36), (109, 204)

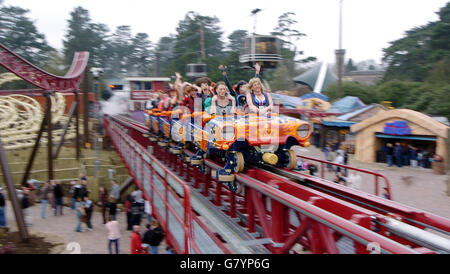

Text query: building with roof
(317, 104), (388, 150)
(351, 109), (449, 173)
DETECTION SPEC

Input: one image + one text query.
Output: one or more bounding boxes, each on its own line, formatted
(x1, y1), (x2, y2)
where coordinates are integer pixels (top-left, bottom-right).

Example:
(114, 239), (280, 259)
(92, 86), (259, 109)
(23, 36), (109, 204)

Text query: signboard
(131, 91), (155, 100)
(382, 121), (411, 135)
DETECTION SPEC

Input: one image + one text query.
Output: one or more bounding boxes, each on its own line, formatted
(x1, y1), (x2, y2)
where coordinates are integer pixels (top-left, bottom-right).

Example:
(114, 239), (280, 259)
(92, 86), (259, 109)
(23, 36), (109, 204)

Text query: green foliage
(382, 2), (450, 83)
(325, 82), (377, 104)
(63, 6), (109, 67)
(345, 58), (357, 73)
(0, 3), (54, 67)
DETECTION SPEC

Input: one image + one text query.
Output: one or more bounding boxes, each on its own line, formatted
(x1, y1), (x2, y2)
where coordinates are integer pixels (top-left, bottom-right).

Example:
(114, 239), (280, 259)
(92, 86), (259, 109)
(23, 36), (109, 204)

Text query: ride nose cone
(262, 153), (278, 165)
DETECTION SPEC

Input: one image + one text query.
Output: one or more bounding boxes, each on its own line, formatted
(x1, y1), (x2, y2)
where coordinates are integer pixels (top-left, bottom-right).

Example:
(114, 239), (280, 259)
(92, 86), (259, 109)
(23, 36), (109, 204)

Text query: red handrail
(296, 154), (392, 199)
(105, 117), (200, 253)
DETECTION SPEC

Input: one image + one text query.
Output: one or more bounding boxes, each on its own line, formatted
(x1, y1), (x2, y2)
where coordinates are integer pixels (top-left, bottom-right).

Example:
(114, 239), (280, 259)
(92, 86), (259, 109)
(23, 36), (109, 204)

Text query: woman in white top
(106, 217), (120, 254)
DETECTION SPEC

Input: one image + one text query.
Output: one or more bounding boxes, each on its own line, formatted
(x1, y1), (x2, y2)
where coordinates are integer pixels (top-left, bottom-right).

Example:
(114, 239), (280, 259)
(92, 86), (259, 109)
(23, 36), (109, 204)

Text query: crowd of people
(144, 63), (274, 121)
(0, 173), (170, 254)
(382, 142), (434, 168)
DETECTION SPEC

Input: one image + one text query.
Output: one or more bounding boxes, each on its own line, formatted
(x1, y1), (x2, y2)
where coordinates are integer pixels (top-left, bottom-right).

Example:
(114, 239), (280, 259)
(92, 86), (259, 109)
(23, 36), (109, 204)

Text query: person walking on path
(385, 143), (394, 167)
(49, 180), (55, 210)
(20, 190), (32, 226)
(110, 180), (120, 202)
(97, 187), (108, 224)
(74, 197), (84, 232)
(106, 217), (120, 254)
(144, 200), (152, 225)
(125, 195), (133, 230)
(105, 196), (117, 221)
(0, 187), (7, 228)
(394, 142), (403, 167)
(40, 182), (50, 219)
(130, 225), (144, 254)
(83, 196), (93, 231)
(53, 181), (64, 216)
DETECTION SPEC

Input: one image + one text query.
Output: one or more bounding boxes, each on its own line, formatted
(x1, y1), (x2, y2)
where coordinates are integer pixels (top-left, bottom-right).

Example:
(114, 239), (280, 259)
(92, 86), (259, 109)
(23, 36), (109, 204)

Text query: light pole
(335, 0), (345, 99)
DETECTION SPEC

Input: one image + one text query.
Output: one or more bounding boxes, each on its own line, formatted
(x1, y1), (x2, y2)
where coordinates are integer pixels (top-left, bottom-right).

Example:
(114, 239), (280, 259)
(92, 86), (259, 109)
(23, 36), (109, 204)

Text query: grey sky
(4, 0), (448, 64)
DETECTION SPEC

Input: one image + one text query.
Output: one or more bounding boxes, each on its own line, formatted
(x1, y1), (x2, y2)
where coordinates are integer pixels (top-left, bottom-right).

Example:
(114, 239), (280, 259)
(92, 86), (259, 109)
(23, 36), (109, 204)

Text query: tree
(63, 6), (110, 68)
(382, 2), (450, 83)
(0, 3), (54, 67)
(345, 58), (357, 73)
(167, 11), (225, 81)
(129, 33), (153, 76)
(154, 35), (175, 76)
(325, 81), (377, 104)
(268, 60), (295, 91)
(270, 12), (315, 88)
(374, 80), (422, 107)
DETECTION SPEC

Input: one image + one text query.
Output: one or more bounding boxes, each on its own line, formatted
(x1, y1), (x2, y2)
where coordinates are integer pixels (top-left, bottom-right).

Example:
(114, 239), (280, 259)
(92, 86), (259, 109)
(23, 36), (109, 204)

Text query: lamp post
(335, 0), (345, 99)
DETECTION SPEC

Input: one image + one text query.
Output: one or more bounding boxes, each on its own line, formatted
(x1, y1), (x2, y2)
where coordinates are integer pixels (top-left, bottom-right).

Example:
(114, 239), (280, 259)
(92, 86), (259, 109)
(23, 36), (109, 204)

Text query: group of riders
(145, 63), (274, 117)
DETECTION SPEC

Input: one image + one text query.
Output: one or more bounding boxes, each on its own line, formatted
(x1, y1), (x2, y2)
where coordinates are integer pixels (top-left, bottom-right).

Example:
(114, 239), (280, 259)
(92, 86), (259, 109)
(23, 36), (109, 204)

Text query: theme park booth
(126, 77), (171, 111)
(319, 104), (388, 152)
(351, 109), (449, 172)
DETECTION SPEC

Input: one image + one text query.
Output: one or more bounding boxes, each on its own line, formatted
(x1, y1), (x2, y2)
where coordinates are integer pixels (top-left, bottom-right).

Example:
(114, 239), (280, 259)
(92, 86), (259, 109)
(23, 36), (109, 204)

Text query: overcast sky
(4, 0), (449, 64)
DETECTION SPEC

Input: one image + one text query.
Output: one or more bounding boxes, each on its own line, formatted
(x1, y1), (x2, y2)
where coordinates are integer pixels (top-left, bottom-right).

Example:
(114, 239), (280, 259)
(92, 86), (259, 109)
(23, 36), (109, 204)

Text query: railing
(192, 152), (418, 254)
(104, 117), (200, 254)
(296, 154), (392, 200)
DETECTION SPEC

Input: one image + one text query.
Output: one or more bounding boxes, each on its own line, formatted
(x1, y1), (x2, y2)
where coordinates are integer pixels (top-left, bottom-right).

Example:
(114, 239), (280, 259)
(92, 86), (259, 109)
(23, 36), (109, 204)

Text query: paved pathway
(4, 202), (166, 254)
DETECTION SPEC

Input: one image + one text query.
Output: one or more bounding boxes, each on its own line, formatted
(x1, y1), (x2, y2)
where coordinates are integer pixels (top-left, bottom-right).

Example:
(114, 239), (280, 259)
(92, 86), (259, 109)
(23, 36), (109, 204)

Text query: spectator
(394, 142), (403, 167)
(130, 195), (144, 227)
(97, 187), (108, 224)
(74, 197), (84, 232)
(80, 179), (89, 199)
(148, 219), (165, 254)
(0, 187), (7, 228)
(49, 180), (55, 210)
(23, 180), (36, 205)
(53, 181), (64, 216)
(110, 180), (120, 202)
(106, 216), (120, 254)
(40, 182), (50, 219)
(125, 195), (134, 230)
(409, 145), (418, 168)
(401, 143), (410, 166)
(130, 225), (144, 254)
(21, 190), (32, 226)
(324, 144), (334, 171)
(70, 180), (80, 210)
(141, 224), (152, 254)
(83, 196), (93, 231)
(105, 196), (117, 221)
(385, 143), (394, 167)
(334, 152), (345, 174)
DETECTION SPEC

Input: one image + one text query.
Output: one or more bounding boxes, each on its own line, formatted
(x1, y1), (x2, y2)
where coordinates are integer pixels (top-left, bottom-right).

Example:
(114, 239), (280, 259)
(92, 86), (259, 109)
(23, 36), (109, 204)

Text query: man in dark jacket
(53, 181), (64, 216)
(394, 142), (403, 167)
(144, 220), (165, 254)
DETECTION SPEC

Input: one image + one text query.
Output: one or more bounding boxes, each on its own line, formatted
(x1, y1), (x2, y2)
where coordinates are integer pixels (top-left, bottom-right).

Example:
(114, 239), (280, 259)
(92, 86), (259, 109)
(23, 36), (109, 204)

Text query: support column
(0, 136), (29, 242)
(45, 92), (54, 181)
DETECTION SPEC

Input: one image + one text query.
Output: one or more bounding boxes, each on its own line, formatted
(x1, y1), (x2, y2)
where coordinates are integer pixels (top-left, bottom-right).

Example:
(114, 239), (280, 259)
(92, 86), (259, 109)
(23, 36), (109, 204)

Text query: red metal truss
(0, 43), (89, 92)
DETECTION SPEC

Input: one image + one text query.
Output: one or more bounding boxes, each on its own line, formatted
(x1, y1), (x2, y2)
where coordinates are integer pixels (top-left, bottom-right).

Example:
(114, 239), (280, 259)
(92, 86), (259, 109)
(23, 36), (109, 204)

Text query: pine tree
(0, 2), (54, 66)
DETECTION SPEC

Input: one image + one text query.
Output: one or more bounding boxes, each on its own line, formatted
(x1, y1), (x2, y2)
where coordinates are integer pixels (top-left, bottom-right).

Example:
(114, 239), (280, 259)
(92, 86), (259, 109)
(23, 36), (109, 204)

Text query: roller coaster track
(0, 43), (89, 92)
(105, 114), (450, 254)
(0, 42), (89, 150)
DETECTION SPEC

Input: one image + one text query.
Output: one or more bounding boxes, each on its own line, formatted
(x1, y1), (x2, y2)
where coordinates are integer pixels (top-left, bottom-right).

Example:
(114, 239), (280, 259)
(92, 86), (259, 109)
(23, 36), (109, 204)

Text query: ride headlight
(297, 124), (310, 138)
(221, 126), (236, 141)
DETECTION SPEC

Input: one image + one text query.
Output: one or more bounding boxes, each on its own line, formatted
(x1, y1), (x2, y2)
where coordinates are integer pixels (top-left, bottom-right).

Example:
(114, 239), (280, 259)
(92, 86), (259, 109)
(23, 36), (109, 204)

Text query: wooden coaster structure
(0, 42), (89, 242)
